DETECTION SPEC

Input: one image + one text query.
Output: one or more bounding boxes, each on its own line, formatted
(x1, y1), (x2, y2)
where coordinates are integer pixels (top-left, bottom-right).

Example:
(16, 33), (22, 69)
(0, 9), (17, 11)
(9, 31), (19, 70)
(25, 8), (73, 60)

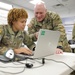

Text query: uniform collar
(7, 25), (23, 36)
(7, 25), (14, 35)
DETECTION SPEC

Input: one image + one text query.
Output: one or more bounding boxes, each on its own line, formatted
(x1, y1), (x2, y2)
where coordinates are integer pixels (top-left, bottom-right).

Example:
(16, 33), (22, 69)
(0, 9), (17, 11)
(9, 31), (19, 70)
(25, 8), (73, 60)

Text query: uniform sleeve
(23, 31), (36, 50)
(28, 18), (37, 41)
(52, 13), (71, 52)
(0, 25), (9, 55)
(72, 24), (75, 40)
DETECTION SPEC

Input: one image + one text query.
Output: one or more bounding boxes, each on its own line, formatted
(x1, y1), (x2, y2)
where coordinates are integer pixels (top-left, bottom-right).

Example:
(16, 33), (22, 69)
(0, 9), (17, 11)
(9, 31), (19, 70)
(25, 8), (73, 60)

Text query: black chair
(68, 40), (75, 44)
(68, 40), (75, 53)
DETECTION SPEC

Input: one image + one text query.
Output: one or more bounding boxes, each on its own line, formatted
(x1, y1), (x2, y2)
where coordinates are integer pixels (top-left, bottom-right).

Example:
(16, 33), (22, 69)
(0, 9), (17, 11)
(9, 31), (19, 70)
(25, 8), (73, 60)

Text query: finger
(26, 49), (33, 54)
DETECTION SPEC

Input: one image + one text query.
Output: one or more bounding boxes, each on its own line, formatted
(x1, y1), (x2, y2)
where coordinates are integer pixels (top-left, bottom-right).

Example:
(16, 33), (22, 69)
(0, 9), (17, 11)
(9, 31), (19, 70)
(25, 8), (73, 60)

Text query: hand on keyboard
(20, 52), (34, 56)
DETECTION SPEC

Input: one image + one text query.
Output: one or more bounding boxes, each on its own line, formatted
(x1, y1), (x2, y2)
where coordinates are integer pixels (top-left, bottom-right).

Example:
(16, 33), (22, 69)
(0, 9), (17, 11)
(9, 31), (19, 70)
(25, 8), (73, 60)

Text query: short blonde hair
(7, 8), (28, 25)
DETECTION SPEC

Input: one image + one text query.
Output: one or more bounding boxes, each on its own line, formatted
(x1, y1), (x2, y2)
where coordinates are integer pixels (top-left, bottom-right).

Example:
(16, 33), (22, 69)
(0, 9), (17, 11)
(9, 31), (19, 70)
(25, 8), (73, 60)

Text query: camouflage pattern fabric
(72, 23), (75, 40)
(70, 71), (75, 75)
(72, 24), (75, 53)
(28, 11), (72, 52)
(0, 25), (35, 55)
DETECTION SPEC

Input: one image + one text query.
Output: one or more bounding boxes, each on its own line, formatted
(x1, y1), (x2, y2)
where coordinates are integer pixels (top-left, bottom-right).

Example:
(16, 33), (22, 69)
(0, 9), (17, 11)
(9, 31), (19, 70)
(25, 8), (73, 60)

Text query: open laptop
(14, 29), (60, 60)
(0, 29), (60, 62)
(33, 29), (60, 59)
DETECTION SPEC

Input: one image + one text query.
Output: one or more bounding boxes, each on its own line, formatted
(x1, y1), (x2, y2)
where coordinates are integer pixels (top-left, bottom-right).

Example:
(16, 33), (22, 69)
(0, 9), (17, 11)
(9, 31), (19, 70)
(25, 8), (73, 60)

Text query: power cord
(0, 62), (26, 74)
(17, 59), (44, 69)
(0, 54), (45, 74)
(45, 58), (75, 71)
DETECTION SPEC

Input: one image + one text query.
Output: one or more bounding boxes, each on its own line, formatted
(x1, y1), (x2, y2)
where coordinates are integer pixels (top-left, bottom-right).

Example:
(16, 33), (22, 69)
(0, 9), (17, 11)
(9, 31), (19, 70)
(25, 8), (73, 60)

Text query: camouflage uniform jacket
(0, 25), (35, 55)
(28, 11), (71, 52)
(72, 23), (75, 40)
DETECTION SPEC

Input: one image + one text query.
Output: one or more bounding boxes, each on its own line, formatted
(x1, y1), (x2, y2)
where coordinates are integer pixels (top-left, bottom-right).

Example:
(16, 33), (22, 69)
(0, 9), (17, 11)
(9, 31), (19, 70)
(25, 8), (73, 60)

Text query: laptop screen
(33, 29), (60, 59)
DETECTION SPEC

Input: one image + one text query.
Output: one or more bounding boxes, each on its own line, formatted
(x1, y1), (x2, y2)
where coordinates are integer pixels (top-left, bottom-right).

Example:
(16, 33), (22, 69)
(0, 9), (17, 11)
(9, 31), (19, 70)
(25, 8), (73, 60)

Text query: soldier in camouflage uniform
(72, 23), (75, 40)
(0, 8), (35, 55)
(28, 1), (71, 53)
(72, 23), (75, 53)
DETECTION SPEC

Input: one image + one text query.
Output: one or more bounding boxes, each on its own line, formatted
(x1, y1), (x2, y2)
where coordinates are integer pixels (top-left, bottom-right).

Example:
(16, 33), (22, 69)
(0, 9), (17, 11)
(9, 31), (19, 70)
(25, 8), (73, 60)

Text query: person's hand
(34, 32), (39, 39)
(14, 47), (33, 55)
(55, 48), (63, 54)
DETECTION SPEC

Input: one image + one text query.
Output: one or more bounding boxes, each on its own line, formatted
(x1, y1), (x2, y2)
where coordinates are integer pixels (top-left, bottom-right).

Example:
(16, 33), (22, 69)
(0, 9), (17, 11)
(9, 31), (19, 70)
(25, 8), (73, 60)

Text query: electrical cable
(45, 58), (75, 71)
(0, 61), (26, 74)
(0, 66), (24, 68)
(17, 59), (44, 69)
(1, 57), (74, 74)
(0, 56), (44, 74)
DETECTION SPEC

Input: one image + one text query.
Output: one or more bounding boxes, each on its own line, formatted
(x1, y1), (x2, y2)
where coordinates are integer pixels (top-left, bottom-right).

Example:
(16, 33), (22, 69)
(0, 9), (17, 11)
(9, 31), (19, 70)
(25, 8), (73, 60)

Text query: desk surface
(0, 52), (75, 75)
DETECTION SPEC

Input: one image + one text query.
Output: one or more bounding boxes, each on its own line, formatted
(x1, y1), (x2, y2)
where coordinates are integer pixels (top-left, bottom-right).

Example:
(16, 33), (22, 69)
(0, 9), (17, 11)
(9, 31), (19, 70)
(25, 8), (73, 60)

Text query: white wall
(62, 17), (75, 40)
(25, 9), (34, 31)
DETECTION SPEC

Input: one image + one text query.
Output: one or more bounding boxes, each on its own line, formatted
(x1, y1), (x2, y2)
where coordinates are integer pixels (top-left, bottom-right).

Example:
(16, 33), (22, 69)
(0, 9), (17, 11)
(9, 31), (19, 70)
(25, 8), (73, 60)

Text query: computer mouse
(4, 49), (14, 60)
(26, 63), (33, 68)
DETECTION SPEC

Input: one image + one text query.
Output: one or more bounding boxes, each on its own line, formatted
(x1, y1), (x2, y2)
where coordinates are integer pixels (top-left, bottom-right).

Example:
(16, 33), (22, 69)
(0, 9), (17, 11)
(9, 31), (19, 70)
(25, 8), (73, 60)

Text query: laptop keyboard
(0, 52), (34, 63)
(14, 53), (34, 61)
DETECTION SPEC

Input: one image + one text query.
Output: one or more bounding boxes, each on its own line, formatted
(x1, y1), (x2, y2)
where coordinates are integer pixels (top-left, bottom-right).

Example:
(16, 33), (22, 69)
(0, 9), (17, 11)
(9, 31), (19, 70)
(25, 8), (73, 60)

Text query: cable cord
(0, 55), (45, 74)
(17, 59), (44, 69)
(0, 65), (25, 68)
(0, 64), (26, 74)
(45, 58), (75, 71)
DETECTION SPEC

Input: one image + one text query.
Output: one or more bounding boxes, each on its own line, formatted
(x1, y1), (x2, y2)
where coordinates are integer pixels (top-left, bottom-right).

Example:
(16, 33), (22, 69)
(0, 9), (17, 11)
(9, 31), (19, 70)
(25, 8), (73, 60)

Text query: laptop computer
(12, 29), (60, 60)
(0, 29), (60, 62)
(33, 29), (60, 59)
